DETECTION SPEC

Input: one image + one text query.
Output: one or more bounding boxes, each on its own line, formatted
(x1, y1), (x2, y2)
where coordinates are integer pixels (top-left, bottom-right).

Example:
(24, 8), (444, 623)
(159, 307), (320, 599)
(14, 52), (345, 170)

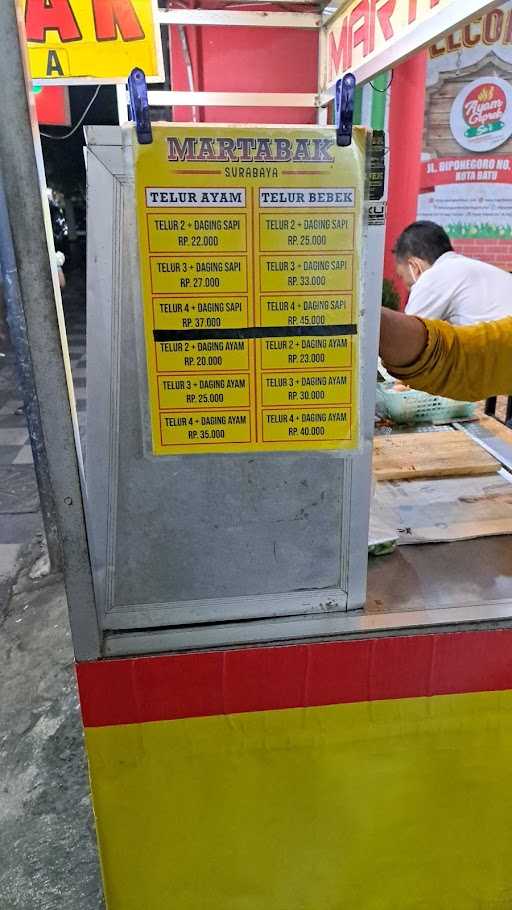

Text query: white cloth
(404, 251), (512, 326)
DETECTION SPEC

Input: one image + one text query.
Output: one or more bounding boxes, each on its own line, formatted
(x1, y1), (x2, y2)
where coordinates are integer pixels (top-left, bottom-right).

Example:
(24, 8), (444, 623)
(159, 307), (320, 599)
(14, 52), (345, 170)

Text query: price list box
(161, 410), (252, 446)
(156, 339), (249, 373)
(151, 255), (248, 296)
(158, 374), (251, 410)
(260, 294), (352, 327)
(147, 213), (246, 254)
(261, 408), (352, 443)
(259, 213), (354, 252)
(259, 254), (353, 294)
(153, 297), (249, 331)
(261, 371), (352, 407)
(260, 336), (352, 371)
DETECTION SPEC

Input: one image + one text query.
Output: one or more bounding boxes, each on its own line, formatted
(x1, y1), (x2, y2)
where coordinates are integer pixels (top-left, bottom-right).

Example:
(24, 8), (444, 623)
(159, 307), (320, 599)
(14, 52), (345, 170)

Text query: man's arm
(380, 310), (512, 401)
(379, 308), (428, 366)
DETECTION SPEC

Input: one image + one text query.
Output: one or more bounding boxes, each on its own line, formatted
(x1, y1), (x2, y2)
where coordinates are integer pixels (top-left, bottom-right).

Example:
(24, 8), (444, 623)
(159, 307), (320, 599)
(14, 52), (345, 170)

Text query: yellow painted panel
(85, 690), (512, 910)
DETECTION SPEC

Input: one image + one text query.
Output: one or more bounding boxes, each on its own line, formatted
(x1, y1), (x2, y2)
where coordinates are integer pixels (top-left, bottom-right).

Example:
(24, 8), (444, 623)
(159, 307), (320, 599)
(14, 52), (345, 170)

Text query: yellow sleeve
(384, 316), (512, 401)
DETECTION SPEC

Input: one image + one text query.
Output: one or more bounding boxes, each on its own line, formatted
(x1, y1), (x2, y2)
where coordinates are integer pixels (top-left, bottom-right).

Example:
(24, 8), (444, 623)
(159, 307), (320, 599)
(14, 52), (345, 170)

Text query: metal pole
(316, 20), (328, 126)
(0, 167), (61, 570)
(0, 1), (100, 660)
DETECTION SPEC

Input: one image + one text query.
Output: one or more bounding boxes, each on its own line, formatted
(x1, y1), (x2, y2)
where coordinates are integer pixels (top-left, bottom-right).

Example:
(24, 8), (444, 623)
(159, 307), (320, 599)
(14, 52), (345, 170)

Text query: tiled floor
(0, 400), (31, 462)
(65, 299), (87, 447)
(0, 376), (41, 605)
(0, 270), (87, 605)
(0, 327), (86, 464)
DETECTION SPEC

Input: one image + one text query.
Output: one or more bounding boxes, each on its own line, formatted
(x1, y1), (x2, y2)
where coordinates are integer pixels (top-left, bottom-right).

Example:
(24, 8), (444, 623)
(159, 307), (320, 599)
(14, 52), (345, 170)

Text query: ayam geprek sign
(22, 0), (162, 83)
(325, 0), (501, 90)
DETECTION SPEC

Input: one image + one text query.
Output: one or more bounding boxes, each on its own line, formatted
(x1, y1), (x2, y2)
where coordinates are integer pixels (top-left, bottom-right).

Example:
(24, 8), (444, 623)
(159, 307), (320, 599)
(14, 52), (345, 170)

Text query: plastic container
(375, 381), (476, 425)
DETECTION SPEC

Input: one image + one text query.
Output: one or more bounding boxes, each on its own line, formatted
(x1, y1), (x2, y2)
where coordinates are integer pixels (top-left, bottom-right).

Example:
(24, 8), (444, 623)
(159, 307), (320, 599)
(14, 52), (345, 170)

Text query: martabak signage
(325, 0), (501, 91)
(22, 0), (162, 83)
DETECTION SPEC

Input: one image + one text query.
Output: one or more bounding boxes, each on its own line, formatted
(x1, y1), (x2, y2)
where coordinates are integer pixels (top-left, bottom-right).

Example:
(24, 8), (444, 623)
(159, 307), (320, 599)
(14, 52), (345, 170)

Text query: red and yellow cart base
(77, 629), (512, 909)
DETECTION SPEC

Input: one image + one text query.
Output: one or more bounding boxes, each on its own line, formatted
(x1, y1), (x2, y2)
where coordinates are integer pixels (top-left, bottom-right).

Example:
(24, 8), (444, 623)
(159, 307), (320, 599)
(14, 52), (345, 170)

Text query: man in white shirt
(394, 221), (512, 326)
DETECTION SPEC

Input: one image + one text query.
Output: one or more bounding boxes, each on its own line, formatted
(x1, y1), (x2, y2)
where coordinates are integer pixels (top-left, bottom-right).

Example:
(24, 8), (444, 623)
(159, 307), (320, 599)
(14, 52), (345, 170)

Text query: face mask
(408, 261), (423, 285)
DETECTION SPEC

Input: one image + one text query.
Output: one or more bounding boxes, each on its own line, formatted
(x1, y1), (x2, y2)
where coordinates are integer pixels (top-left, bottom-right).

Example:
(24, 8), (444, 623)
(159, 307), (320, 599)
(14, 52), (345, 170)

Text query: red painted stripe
(76, 630), (512, 728)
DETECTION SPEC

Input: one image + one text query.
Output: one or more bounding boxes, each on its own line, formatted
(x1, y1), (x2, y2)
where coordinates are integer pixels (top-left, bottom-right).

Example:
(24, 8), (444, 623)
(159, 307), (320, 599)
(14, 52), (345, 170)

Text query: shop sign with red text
(325, 0), (500, 91)
(22, 0), (162, 83)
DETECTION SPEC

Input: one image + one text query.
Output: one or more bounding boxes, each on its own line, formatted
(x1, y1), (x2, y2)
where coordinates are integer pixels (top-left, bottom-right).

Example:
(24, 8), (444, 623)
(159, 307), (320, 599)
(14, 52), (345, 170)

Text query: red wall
(451, 238), (512, 272)
(35, 86), (70, 126)
(169, 4), (318, 124)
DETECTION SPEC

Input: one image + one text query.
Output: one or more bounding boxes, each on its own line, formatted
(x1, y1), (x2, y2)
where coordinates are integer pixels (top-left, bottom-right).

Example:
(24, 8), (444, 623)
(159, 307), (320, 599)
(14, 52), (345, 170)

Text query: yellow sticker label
(24, 0), (161, 83)
(260, 294), (352, 326)
(262, 408), (352, 443)
(153, 298), (248, 331)
(261, 371), (352, 407)
(259, 213), (354, 252)
(134, 125), (365, 455)
(260, 254), (353, 294)
(159, 374), (251, 410)
(260, 336), (352, 370)
(161, 411), (252, 446)
(147, 213), (247, 254)
(150, 255), (248, 296)
(156, 340), (249, 373)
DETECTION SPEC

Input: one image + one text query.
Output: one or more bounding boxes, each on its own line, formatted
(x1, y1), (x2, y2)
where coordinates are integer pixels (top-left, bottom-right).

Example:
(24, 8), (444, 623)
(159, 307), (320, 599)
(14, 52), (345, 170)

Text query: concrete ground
(0, 274), (105, 909)
(0, 567), (105, 909)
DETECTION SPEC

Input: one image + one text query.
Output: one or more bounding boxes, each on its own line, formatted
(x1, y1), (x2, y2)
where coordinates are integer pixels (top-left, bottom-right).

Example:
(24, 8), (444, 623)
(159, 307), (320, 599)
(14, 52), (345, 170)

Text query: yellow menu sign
(134, 125), (366, 456)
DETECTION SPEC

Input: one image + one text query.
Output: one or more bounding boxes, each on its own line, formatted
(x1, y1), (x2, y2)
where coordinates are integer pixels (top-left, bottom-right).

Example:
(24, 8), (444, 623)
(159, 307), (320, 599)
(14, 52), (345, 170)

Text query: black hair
(393, 221), (453, 265)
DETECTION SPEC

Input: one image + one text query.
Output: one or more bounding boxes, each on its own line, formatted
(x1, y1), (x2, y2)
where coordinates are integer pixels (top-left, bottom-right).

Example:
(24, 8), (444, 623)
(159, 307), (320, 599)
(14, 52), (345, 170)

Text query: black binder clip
(335, 73), (356, 147)
(128, 67), (152, 145)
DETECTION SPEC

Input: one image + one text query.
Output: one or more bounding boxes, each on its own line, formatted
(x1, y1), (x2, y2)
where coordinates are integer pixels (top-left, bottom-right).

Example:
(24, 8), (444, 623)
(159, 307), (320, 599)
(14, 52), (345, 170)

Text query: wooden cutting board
(373, 431), (500, 481)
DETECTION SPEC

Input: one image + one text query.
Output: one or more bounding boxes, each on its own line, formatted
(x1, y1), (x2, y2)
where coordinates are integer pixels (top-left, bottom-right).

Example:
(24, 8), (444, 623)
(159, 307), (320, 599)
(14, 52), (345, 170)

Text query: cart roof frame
(114, 1), (504, 119)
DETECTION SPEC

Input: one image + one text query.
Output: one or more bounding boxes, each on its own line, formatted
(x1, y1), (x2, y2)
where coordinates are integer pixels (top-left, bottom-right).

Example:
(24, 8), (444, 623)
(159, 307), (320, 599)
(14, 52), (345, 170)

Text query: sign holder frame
(111, 2), (503, 124)
(83, 121), (381, 654)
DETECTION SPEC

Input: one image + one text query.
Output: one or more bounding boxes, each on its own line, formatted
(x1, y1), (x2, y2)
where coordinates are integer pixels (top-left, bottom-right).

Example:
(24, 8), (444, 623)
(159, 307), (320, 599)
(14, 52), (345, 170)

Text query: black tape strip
(154, 324), (358, 342)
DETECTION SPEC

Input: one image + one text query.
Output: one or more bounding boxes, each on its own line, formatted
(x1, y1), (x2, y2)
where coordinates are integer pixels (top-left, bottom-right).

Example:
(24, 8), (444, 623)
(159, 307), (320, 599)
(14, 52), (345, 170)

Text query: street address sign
(324, 0), (502, 96)
(22, 0), (163, 83)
